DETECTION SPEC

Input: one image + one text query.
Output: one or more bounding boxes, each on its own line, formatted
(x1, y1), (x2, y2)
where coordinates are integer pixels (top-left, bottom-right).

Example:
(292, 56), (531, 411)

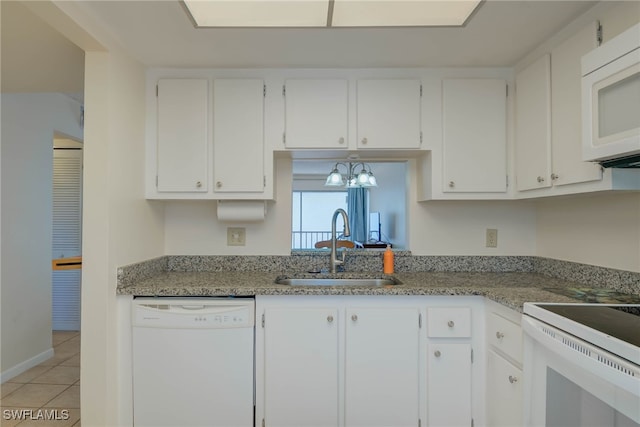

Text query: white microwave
(582, 23), (640, 165)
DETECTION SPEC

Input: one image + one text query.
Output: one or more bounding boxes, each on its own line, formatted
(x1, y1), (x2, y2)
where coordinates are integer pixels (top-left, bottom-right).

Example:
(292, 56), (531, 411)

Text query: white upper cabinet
(213, 79), (265, 193)
(148, 76), (272, 200)
(550, 22), (603, 186)
(283, 79), (348, 149)
(156, 78), (209, 193)
(515, 54), (552, 192)
(442, 79), (507, 193)
(513, 22), (638, 199)
(356, 79), (422, 149)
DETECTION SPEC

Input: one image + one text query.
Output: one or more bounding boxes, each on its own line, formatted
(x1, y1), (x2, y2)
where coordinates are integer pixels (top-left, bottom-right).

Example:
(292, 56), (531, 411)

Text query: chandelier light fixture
(325, 162), (378, 188)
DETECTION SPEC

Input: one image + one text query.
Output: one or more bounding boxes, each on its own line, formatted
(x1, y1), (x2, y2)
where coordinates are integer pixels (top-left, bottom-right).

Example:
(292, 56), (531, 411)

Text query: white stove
(522, 303), (640, 426)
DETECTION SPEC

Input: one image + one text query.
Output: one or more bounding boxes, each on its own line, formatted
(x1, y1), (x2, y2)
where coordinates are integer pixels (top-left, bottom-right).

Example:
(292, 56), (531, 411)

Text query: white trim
(0, 348), (54, 384)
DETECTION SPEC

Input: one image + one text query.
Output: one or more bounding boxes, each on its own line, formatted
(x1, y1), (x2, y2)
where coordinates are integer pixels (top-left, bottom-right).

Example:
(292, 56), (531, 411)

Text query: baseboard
(0, 347), (54, 384)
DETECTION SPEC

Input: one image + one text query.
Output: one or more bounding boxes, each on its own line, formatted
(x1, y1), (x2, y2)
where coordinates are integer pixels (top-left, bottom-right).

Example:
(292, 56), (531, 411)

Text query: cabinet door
(156, 79), (208, 192)
(213, 79), (264, 193)
(345, 307), (421, 427)
(263, 308), (339, 427)
(515, 54), (552, 191)
(551, 23), (603, 186)
(487, 350), (523, 427)
(284, 79), (348, 149)
(442, 79), (507, 193)
(357, 79), (422, 149)
(427, 343), (472, 427)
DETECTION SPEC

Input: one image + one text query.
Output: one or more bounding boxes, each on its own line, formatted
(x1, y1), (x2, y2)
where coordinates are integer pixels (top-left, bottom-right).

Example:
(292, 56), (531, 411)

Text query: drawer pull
(434, 350), (441, 358)
(447, 320), (455, 327)
(351, 314), (358, 322)
(327, 315), (334, 323)
(496, 331), (505, 339)
(509, 375), (518, 384)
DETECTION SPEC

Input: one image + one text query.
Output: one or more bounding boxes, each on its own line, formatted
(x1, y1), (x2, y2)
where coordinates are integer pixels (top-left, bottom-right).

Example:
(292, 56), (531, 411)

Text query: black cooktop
(544, 287), (640, 304)
(536, 304), (640, 348)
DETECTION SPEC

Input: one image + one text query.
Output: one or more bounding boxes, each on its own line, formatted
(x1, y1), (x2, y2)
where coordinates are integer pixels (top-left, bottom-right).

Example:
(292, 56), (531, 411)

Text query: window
(292, 191), (347, 249)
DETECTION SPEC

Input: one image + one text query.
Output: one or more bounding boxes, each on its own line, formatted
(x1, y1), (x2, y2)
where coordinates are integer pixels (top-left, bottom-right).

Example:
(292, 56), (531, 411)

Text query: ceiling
(1, 0), (601, 95)
(72, 0), (598, 68)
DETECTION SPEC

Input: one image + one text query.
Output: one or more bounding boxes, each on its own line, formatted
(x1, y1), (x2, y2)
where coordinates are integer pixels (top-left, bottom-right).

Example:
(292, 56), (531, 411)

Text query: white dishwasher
(132, 298), (255, 427)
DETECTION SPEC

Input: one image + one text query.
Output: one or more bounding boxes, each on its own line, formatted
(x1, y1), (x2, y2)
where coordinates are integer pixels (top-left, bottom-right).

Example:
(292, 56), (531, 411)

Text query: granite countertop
(117, 270), (584, 312)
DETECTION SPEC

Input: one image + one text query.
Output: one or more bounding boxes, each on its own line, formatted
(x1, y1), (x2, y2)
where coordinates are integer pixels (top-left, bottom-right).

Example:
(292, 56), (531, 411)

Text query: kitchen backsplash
(118, 252), (640, 294)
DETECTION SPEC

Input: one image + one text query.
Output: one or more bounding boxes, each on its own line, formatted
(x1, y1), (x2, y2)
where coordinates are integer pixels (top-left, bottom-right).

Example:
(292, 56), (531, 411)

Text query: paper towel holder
(217, 200), (267, 222)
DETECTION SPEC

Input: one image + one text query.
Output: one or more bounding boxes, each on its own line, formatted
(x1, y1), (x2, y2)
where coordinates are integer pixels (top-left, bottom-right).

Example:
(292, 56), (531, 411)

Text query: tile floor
(1, 332), (80, 426)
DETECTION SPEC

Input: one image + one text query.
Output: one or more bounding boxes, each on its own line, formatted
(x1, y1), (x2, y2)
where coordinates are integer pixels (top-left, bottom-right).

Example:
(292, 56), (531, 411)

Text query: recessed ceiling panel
(184, 0), (329, 27)
(332, 0), (481, 27)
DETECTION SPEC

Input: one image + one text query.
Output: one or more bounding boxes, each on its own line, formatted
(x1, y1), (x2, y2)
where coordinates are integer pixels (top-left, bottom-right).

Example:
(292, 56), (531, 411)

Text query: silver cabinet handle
(434, 350), (441, 357)
(361, 137), (368, 145)
(496, 331), (505, 339)
(509, 375), (518, 384)
(216, 181), (222, 188)
(351, 314), (358, 322)
(551, 173), (559, 181)
(449, 181), (455, 188)
(447, 320), (455, 327)
(338, 137), (345, 144)
(327, 315), (334, 323)
(537, 176), (545, 183)
(196, 181), (202, 188)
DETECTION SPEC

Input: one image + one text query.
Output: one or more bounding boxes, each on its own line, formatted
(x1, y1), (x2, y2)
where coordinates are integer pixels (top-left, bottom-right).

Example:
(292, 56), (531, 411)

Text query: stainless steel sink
(275, 277), (400, 287)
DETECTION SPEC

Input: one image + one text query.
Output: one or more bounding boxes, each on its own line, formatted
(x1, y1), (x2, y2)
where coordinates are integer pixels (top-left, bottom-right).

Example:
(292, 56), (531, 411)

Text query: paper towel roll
(217, 200), (267, 222)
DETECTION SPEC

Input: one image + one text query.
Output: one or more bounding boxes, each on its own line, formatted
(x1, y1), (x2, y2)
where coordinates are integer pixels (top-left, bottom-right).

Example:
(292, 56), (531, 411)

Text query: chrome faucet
(330, 208), (351, 273)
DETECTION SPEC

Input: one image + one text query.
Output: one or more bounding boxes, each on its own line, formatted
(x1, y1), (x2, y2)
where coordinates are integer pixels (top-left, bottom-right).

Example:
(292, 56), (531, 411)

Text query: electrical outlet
(486, 228), (498, 248)
(227, 227), (246, 246)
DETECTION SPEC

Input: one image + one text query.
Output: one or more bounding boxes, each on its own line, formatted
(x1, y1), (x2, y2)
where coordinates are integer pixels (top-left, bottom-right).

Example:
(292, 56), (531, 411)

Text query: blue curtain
(347, 188), (368, 244)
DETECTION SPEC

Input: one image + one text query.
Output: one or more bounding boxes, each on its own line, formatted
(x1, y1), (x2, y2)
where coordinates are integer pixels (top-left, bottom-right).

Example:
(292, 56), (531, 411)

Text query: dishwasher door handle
(178, 305), (207, 310)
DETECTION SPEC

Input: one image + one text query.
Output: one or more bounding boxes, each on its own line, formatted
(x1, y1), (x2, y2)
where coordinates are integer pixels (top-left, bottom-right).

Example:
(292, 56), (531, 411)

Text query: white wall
(1, 93), (83, 380)
(536, 193), (640, 272)
(81, 50), (164, 425)
(164, 157), (292, 255)
(164, 157), (538, 256)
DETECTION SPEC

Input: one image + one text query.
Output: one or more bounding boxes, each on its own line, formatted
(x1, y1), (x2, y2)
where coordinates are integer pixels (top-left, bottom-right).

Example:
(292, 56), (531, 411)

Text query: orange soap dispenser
(383, 245), (394, 274)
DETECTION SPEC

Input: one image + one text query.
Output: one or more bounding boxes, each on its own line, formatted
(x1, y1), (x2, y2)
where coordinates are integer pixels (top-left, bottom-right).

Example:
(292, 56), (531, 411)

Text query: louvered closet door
(52, 148), (82, 331)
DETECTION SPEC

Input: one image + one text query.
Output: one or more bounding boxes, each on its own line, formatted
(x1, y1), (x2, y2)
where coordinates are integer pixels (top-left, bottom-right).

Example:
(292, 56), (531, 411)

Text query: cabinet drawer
(487, 312), (523, 363)
(427, 307), (471, 338)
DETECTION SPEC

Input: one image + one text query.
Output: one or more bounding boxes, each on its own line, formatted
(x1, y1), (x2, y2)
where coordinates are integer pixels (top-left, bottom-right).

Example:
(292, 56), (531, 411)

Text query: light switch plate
(227, 227), (246, 246)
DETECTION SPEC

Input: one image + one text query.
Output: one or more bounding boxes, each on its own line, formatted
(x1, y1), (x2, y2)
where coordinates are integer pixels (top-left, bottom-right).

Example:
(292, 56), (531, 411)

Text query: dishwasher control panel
(132, 298), (255, 329)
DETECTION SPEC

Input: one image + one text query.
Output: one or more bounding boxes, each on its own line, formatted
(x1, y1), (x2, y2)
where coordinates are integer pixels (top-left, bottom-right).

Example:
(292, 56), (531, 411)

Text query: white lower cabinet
(487, 350), (523, 427)
(345, 308), (421, 427)
(427, 343), (472, 427)
(485, 301), (524, 427)
(263, 307), (340, 427)
(256, 295), (484, 427)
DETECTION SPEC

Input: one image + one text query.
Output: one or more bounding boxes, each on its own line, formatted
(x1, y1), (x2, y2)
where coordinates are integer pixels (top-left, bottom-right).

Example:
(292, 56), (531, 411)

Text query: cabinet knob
(551, 173), (559, 181)
(434, 350), (441, 358)
(449, 181), (455, 188)
(537, 176), (545, 183)
(216, 181), (222, 188)
(361, 137), (368, 145)
(496, 331), (505, 339)
(509, 375), (519, 384)
(327, 315), (334, 323)
(338, 137), (345, 145)
(196, 181), (202, 188)
(447, 320), (455, 328)
(351, 314), (358, 322)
